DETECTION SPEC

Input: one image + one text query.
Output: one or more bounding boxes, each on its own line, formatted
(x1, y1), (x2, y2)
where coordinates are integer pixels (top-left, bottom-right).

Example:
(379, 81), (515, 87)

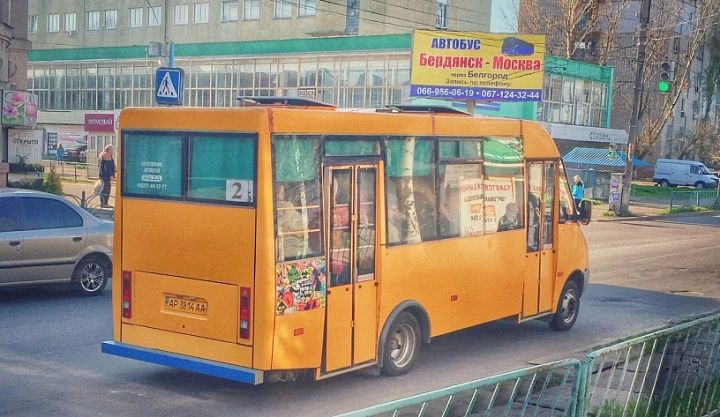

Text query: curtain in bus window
(438, 163), (482, 237)
(558, 164), (574, 224)
(122, 133), (183, 198)
(273, 135), (322, 262)
(543, 162), (556, 249)
(483, 137), (525, 234)
(385, 137), (436, 244)
(188, 134), (256, 203)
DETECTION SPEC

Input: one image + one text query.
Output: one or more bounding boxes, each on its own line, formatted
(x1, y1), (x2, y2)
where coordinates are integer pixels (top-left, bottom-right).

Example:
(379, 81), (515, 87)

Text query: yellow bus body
(104, 105), (589, 384)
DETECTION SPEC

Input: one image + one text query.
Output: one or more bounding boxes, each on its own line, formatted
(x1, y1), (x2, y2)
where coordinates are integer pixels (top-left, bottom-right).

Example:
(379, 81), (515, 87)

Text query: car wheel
(658, 179), (669, 187)
(73, 256), (109, 296)
(550, 280), (580, 331)
(694, 181), (705, 189)
(382, 312), (421, 376)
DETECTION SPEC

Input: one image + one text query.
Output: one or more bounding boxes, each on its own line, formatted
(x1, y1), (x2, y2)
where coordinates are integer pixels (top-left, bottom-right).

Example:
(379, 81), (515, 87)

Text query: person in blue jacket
(572, 175), (585, 211)
(56, 144), (65, 164)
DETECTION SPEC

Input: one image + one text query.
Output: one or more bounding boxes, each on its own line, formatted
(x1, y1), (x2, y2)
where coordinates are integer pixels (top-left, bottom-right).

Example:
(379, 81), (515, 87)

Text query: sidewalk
(592, 199), (668, 221)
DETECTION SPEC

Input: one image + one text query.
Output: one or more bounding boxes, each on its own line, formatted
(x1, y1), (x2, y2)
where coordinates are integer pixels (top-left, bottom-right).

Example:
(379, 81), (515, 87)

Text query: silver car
(0, 189), (113, 295)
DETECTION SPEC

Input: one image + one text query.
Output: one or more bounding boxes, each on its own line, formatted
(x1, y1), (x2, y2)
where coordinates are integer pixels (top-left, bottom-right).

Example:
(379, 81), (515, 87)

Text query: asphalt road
(1, 213), (719, 417)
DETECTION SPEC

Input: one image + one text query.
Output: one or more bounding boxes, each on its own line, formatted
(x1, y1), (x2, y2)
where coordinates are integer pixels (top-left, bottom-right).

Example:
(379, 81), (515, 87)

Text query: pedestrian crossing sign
(155, 67), (184, 105)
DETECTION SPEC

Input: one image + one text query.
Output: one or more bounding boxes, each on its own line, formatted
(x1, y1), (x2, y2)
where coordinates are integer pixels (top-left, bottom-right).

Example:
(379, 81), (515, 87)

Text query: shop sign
(84, 113), (115, 132)
(410, 30), (545, 101)
(2, 91), (38, 127)
(541, 122), (629, 144)
(9, 129), (44, 164)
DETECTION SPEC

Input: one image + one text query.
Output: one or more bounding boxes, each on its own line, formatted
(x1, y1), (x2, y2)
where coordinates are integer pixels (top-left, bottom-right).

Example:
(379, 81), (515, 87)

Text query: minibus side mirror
(579, 200), (592, 225)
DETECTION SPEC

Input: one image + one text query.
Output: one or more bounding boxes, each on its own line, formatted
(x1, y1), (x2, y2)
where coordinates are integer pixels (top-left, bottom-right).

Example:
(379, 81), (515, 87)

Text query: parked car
(0, 189), (113, 295)
(652, 159), (719, 188)
(65, 145), (88, 163)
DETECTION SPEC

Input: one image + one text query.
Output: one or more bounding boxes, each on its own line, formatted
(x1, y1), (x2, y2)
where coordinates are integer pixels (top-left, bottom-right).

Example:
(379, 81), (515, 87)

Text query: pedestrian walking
(98, 145), (116, 207)
(572, 175), (585, 211)
(56, 144), (65, 164)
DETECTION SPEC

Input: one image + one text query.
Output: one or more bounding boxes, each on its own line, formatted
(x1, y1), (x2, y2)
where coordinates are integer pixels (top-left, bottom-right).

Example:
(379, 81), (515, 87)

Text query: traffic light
(658, 61), (673, 93)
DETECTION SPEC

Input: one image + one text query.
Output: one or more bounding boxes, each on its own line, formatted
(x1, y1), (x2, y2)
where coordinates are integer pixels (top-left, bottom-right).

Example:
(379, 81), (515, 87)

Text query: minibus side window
(123, 133), (183, 198)
(483, 136), (525, 234)
(558, 164), (575, 223)
(273, 135), (323, 262)
(385, 137), (437, 244)
(188, 134), (256, 203)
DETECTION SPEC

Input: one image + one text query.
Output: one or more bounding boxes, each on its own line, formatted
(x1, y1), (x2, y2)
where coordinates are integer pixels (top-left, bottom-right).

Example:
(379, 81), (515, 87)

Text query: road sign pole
(169, 42), (174, 68)
(621, 0), (652, 215)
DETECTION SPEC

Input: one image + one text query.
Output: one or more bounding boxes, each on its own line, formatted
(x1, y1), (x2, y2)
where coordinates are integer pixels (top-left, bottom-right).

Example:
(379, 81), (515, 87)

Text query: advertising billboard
(410, 31), (545, 102)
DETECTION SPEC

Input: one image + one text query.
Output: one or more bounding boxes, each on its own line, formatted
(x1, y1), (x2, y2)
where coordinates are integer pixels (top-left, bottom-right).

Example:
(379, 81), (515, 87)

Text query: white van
(653, 159), (719, 188)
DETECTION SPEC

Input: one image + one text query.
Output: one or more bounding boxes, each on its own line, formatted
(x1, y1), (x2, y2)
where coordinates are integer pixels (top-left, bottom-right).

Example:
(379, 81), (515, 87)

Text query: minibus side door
(323, 164), (378, 373)
(523, 161), (556, 317)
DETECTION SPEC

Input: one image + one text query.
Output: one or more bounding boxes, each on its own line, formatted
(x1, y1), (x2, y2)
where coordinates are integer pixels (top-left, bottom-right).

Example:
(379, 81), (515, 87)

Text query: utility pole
(620, 0), (652, 215)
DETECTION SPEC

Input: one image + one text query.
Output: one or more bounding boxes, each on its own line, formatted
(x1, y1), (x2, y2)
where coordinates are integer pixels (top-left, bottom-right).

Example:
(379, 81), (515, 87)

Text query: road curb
(595, 209), (720, 222)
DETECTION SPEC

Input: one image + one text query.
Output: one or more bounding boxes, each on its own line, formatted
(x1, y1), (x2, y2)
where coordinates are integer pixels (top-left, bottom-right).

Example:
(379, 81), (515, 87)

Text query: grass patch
(659, 206), (710, 215)
(630, 184), (693, 199)
(603, 210), (636, 217)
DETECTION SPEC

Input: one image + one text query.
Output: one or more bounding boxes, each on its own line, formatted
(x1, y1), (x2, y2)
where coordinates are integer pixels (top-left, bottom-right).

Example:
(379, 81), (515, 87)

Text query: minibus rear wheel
(550, 280), (580, 331)
(382, 312), (420, 376)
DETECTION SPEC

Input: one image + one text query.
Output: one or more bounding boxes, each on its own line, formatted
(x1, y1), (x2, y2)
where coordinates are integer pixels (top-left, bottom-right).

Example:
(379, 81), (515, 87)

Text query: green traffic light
(658, 80), (671, 92)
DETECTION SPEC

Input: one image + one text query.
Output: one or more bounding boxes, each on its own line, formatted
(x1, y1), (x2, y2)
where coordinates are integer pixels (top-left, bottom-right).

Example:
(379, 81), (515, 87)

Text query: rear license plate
(163, 293), (208, 316)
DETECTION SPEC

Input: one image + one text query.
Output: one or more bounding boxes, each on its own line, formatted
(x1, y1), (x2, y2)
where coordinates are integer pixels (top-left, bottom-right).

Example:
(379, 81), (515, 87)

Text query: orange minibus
(102, 98), (591, 384)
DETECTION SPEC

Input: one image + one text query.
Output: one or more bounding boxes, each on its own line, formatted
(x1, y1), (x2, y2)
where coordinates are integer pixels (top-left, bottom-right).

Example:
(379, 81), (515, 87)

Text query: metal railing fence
(669, 190), (720, 209)
(335, 359), (583, 417)
(581, 314), (720, 417)
(337, 314), (720, 417)
(63, 191), (115, 221)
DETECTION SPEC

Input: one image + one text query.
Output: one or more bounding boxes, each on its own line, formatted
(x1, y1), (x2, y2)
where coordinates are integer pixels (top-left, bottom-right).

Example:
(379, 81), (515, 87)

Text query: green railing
(335, 359), (583, 417)
(669, 190), (720, 209)
(337, 314), (720, 417)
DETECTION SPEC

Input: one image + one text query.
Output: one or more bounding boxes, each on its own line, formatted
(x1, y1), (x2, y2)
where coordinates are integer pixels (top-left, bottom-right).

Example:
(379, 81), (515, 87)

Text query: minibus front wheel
(549, 280), (580, 331)
(381, 312), (421, 376)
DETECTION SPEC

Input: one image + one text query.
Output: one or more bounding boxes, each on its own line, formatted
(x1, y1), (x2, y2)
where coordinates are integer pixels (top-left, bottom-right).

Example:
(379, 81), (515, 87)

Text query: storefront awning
(563, 147), (650, 169)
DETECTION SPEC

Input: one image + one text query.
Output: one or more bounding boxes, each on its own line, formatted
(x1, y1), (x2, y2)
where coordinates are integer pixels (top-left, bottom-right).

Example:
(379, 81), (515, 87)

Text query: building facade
(1, 0), (33, 187)
(24, 0), (626, 167)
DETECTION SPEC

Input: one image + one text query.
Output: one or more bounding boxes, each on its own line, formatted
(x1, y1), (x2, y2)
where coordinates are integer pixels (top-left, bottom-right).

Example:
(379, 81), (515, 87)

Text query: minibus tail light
(239, 287), (251, 339)
(122, 271), (132, 319)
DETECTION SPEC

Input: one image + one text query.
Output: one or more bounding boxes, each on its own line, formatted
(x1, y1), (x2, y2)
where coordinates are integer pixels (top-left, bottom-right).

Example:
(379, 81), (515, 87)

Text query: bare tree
(610, 0), (720, 160)
(702, 15), (720, 121)
(676, 121), (720, 161)
(520, 0), (605, 58)
(594, 0), (632, 66)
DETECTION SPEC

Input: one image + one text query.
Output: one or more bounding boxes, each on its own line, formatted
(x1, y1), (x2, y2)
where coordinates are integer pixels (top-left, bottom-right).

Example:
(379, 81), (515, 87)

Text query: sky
(490, 0), (519, 33)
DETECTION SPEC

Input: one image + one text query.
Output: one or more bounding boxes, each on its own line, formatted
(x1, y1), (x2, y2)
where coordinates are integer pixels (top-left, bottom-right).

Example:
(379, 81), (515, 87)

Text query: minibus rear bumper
(101, 341), (264, 385)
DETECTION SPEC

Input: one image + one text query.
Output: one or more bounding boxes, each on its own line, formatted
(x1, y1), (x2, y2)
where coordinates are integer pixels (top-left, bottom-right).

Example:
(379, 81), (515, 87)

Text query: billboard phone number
(411, 86), (542, 101)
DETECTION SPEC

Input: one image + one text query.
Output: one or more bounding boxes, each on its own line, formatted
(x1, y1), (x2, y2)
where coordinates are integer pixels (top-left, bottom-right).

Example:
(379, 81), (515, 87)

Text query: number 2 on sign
(225, 179), (253, 203)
